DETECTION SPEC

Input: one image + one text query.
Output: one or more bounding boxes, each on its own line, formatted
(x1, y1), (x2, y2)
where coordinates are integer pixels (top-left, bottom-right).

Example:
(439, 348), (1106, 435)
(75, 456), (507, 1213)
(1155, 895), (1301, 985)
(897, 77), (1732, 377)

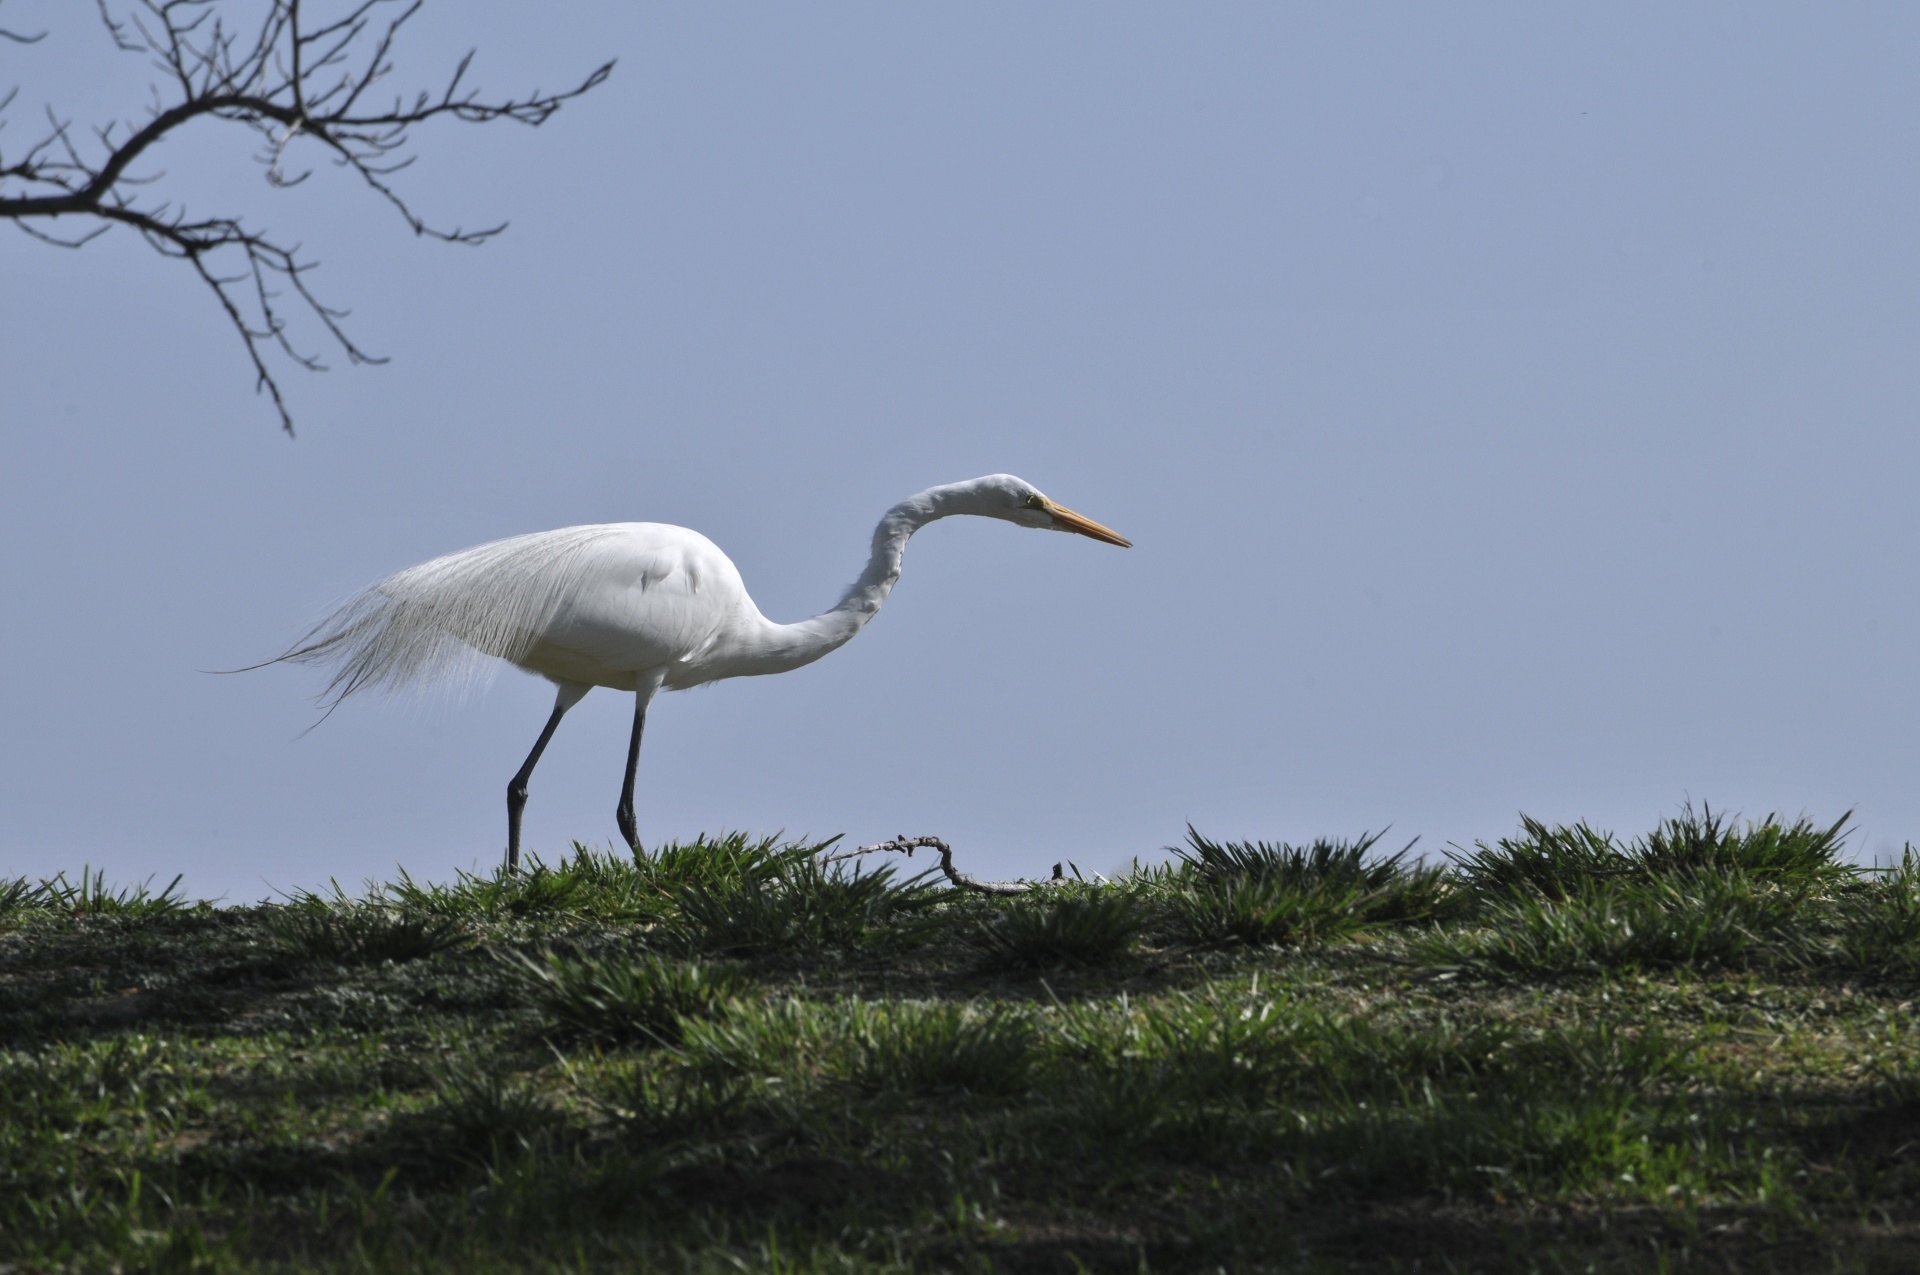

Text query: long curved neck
(739, 488), (948, 675)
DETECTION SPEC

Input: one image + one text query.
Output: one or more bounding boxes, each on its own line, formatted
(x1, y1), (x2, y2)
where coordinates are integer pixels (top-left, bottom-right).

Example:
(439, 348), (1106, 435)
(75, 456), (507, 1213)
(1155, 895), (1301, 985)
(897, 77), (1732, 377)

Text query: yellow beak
(1046, 502), (1132, 548)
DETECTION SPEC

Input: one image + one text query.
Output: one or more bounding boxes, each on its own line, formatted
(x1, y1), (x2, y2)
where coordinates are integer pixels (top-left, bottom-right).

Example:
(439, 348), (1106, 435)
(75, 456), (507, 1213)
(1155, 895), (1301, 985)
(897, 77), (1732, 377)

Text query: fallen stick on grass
(821, 836), (1066, 896)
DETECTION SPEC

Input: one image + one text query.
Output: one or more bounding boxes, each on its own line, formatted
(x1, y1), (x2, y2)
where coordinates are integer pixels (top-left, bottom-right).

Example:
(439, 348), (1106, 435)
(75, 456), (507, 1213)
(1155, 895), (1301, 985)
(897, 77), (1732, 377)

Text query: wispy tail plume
(257, 526), (621, 709)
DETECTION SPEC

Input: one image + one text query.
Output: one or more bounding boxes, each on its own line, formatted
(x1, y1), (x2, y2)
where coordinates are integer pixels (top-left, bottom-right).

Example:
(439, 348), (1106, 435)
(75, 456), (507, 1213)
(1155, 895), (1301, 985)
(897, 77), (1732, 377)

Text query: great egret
(275, 475), (1130, 871)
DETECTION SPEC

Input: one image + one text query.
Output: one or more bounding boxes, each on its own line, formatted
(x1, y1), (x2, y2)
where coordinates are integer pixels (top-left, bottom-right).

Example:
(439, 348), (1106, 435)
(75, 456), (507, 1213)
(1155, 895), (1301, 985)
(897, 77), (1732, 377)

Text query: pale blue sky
(4, 4), (1918, 900)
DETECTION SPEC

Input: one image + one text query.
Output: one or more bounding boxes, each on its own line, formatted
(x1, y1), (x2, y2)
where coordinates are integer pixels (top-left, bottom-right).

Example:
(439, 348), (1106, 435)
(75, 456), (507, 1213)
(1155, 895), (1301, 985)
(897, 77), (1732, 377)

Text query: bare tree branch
(0, 0), (43, 45)
(823, 836), (1068, 896)
(0, 0), (613, 433)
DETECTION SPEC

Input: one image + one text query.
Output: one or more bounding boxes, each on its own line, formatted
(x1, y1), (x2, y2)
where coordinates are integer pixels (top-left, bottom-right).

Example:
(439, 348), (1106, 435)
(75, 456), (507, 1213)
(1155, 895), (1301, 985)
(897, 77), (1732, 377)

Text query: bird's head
(957, 474), (1132, 547)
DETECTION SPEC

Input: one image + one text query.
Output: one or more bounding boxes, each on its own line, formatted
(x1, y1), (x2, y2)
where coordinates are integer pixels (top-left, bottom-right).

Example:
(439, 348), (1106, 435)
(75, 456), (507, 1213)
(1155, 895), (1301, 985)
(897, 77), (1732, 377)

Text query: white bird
(275, 475), (1130, 871)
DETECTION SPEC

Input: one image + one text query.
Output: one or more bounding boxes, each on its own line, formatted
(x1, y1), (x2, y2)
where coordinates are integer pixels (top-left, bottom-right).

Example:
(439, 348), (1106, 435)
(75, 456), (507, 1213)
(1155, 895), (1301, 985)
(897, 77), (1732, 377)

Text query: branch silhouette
(0, 0), (613, 433)
(823, 836), (1068, 896)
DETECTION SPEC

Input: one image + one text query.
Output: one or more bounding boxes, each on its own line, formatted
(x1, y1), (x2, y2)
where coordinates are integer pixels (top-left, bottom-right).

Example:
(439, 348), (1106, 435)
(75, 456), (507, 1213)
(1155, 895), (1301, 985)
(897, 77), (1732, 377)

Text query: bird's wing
(520, 524), (747, 677)
(279, 522), (749, 703)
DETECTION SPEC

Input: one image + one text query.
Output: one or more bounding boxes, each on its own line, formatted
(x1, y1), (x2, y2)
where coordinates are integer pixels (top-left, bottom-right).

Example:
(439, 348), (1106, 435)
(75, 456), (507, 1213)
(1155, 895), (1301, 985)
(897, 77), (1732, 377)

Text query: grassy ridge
(3, 811), (1920, 1272)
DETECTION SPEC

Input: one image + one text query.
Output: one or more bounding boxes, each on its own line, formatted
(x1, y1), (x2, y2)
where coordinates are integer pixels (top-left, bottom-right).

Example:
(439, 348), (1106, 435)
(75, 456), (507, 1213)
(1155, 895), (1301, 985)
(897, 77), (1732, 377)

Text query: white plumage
(286, 525), (630, 703)
(275, 475), (1130, 870)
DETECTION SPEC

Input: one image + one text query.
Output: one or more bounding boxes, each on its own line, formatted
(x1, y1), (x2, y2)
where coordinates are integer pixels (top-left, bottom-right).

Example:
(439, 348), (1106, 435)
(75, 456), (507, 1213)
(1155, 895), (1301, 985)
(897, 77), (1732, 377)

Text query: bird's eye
(1025, 494), (1048, 510)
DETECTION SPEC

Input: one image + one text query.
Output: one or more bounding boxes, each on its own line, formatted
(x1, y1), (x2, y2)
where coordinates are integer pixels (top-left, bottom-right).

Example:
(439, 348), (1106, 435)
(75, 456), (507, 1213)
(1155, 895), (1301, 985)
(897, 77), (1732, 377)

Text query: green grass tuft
(1166, 827), (1459, 943)
(383, 833), (810, 924)
(1448, 804), (1854, 902)
(660, 851), (939, 957)
(1633, 802), (1853, 885)
(35, 866), (190, 918)
(1175, 825), (1407, 890)
(266, 897), (471, 964)
(415, 1063), (567, 1164)
(1447, 816), (1624, 899)
(1838, 845), (1920, 969)
(839, 999), (1035, 1096)
(584, 1057), (750, 1143)
(968, 887), (1145, 969)
(510, 949), (752, 1044)
(1167, 874), (1376, 946)
(1417, 869), (1817, 976)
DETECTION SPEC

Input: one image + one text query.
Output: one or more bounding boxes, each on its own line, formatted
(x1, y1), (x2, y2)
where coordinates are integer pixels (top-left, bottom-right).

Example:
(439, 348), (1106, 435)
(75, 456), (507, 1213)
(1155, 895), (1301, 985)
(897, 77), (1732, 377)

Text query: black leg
(615, 688), (650, 852)
(505, 700), (570, 875)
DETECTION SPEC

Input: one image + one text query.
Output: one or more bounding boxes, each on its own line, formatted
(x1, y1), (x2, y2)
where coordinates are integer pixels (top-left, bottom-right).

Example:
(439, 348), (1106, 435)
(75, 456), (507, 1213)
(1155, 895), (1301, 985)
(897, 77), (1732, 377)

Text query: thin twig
(0, 0), (43, 44)
(823, 835), (1065, 897)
